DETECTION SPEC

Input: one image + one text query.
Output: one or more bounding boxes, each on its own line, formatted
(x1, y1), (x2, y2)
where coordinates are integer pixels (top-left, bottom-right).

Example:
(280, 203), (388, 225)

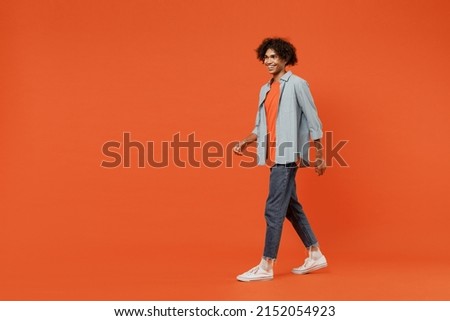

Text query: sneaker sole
(236, 275), (273, 282)
(291, 262), (328, 275)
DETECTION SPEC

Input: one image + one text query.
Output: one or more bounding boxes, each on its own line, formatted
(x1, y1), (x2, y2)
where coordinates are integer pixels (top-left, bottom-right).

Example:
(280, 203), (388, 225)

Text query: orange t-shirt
(264, 81), (280, 165)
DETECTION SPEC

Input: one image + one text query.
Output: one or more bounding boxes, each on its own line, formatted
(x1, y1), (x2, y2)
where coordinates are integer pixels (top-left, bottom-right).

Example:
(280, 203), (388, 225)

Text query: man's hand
(233, 140), (246, 155)
(233, 134), (257, 156)
(312, 139), (326, 176)
(315, 157), (326, 176)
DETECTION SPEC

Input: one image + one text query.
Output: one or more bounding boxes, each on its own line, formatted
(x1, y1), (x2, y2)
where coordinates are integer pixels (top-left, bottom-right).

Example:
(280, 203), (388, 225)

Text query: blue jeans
(263, 163), (318, 259)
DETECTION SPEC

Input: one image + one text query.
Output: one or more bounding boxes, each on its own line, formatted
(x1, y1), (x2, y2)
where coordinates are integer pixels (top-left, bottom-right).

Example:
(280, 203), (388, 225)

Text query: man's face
(264, 48), (287, 76)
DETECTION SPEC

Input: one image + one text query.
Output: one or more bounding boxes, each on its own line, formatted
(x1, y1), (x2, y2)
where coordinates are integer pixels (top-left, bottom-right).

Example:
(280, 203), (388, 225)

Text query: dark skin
(233, 48), (326, 176)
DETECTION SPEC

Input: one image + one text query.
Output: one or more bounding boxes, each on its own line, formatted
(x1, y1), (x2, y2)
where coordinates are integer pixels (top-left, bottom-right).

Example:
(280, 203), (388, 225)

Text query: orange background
(1, 0), (449, 300)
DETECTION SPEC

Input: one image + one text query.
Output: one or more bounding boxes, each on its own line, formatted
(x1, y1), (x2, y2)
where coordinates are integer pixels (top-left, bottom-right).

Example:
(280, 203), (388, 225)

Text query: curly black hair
(256, 37), (298, 66)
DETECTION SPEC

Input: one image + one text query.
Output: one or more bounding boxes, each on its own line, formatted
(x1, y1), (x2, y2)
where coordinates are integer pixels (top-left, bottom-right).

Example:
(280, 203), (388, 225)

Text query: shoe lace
(248, 266), (261, 274)
(302, 257), (313, 268)
(302, 247), (312, 265)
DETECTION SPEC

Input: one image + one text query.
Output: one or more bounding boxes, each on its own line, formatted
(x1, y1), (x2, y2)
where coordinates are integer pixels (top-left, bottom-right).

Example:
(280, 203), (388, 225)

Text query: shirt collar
(280, 70), (292, 82)
(267, 70), (293, 85)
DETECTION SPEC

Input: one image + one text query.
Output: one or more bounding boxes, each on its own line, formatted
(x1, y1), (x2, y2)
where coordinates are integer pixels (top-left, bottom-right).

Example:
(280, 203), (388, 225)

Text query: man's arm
(296, 80), (323, 141)
(233, 133), (257, 155)
(295, 79), (325, 175)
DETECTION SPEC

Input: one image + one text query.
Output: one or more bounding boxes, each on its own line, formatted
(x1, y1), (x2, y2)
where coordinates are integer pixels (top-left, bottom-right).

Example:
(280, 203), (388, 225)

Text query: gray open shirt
(252, 71), (323, 166)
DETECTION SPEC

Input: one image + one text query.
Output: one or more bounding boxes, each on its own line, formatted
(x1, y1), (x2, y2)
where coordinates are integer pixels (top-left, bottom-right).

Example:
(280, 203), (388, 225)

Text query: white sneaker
(237, 260), (274, 282)
(292, 253), (328, 275)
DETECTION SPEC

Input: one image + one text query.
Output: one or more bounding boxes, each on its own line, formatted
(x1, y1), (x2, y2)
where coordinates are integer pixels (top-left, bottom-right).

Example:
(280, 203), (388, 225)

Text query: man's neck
(272, 69), (287, 83)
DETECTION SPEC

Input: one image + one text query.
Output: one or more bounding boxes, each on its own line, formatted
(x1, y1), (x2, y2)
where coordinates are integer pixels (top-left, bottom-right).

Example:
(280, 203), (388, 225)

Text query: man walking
(233, 37), (327, 282)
